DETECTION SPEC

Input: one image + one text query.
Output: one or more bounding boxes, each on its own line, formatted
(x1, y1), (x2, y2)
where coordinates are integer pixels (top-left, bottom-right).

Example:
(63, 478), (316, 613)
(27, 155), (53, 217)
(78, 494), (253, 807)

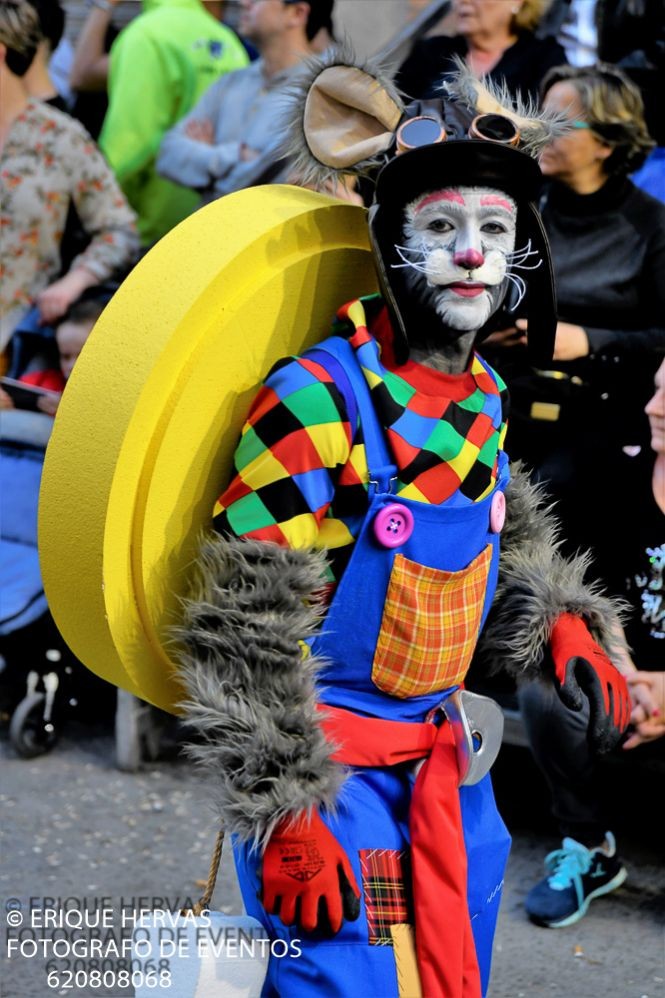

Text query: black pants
(517, 681), (607, 847)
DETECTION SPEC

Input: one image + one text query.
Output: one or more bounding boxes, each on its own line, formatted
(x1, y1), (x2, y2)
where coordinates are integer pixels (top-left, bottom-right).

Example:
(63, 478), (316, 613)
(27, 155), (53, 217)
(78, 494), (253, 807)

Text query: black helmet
(285, 50), (568, 366)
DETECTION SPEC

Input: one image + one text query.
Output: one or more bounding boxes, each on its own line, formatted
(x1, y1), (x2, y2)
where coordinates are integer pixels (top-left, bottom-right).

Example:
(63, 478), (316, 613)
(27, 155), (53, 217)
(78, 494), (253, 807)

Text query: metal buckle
(442, 689), (505, 786)
(368, 475), (398, 494)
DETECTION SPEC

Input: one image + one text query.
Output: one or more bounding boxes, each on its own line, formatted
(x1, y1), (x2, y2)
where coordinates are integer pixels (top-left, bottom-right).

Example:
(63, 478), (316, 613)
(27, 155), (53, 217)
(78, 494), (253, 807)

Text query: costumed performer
(175, 53), (631, 998)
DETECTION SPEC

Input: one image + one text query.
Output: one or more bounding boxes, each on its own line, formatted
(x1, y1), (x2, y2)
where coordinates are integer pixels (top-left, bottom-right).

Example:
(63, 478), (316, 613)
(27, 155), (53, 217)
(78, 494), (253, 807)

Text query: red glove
(550, 613), (631, 753)
(262, 810), (360, 935)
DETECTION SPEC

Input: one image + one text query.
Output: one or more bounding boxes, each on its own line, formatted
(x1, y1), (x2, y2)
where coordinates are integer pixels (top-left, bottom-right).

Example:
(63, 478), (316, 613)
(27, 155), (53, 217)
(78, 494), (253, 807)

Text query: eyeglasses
(569, 120), (591, 130)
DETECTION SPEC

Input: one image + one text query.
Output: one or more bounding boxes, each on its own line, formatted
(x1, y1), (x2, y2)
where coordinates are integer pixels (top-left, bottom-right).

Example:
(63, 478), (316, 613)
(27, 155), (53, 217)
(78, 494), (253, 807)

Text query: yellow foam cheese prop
(39, 186), (377, 713)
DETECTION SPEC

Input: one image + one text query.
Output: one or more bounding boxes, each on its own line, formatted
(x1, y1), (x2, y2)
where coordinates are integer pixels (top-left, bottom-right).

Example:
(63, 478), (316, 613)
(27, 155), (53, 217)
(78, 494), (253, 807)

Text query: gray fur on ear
(282, 42), (404, 190)
(475, 464), (629, 679)
(444, 58), (571, 158)
(173, 534), (345, 848)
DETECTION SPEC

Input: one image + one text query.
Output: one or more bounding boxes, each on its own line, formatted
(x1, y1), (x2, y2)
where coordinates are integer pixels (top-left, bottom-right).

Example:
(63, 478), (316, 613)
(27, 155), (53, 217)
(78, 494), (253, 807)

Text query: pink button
(373, 503), (414, 548)
(490, 490), (506, 533)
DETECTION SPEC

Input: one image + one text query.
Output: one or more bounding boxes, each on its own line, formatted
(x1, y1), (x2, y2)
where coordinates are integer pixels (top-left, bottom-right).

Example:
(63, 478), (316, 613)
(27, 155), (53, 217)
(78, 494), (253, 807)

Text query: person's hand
(36, 268), (96, 325)
(185, 119), (214, 144)
(550, 613), (631, 753)
(483, 326), (527, 348)
(628, 675), (659, 721)
(37, 392), (61, 417)
(261, 810), (360, 935)
(515, 319), (589, 361)
(552, 321), (589, 360)
(624, 672), (665, 749)
(0, 387), (15, 410)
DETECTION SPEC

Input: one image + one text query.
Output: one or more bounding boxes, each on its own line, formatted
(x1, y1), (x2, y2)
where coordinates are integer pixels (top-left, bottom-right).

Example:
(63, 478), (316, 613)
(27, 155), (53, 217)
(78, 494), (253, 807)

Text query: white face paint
(398, 186), (518, 331)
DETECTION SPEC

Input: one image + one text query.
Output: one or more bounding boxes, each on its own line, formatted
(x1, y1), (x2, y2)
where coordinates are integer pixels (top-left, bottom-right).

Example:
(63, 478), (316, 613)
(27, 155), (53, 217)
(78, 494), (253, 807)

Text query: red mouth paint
(447, 283), (486, 298)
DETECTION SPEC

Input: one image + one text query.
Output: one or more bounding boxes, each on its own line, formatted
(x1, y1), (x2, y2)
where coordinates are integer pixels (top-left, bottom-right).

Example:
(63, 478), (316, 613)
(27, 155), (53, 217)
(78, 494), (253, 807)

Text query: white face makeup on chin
(399, 186), (517, 331)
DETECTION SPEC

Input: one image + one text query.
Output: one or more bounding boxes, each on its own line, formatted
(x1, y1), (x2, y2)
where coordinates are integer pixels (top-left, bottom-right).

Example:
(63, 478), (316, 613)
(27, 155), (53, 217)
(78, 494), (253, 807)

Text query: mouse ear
(444, 56), (570, 156)
(284, 47), (404, 188)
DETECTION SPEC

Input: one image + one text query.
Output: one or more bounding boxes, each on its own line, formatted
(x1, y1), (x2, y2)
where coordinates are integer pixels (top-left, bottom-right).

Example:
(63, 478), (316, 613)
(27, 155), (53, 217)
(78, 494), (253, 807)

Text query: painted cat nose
(453, 249), (485, 270)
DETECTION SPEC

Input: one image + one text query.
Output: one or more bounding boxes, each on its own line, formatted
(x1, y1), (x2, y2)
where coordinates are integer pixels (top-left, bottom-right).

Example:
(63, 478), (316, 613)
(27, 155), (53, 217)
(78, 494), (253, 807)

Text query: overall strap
(306, 337), (397, 495)
(475, 353), (511, 490)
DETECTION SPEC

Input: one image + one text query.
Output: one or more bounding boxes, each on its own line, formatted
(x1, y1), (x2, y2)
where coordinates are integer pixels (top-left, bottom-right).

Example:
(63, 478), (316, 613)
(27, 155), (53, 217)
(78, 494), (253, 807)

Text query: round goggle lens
(469, 114), (520, 145)
(396, 116), (446, 152)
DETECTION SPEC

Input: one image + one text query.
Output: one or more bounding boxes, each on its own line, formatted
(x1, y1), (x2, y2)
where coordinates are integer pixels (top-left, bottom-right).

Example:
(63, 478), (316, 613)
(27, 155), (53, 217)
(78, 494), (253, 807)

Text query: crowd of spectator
(0, 0), (663, 934)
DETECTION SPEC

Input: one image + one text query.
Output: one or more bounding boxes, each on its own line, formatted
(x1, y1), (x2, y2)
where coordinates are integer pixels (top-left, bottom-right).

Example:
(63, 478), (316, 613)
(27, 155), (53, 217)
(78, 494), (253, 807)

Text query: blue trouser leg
(460, 776), (511, 995)
(234, 768), (409, 998)
(234, 766), (509, 998)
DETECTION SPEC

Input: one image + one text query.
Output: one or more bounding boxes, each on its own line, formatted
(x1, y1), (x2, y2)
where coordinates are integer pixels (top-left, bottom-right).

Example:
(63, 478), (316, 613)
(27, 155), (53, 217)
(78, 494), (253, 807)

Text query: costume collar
(335, 297), (493, 401)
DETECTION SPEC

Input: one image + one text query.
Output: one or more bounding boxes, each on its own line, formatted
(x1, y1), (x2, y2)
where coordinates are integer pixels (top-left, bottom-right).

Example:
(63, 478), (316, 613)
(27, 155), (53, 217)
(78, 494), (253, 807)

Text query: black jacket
(396, 30), (568, 105)
(483, 176), (665, 482)
(540, 177), (665, 360)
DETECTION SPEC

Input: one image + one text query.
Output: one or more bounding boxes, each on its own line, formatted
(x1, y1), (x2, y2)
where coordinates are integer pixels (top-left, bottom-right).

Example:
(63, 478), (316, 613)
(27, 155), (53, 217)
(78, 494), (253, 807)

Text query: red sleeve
(20, 369), (66, 392)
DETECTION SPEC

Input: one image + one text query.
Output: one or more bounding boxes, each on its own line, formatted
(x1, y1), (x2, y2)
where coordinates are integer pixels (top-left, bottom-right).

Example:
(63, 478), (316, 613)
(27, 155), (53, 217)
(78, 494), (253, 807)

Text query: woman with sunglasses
(488, 63), (663, 551)
(485, 63), (665, 930)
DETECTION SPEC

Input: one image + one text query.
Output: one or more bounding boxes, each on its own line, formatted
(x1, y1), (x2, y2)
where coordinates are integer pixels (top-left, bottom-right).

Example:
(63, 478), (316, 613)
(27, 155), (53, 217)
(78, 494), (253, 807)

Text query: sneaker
(525, 832), (627, 928)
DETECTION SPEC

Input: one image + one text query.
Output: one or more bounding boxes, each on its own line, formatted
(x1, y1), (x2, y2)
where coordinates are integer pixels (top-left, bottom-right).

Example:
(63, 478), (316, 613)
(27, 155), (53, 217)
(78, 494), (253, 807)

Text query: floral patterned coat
(0, 100), (139, 350)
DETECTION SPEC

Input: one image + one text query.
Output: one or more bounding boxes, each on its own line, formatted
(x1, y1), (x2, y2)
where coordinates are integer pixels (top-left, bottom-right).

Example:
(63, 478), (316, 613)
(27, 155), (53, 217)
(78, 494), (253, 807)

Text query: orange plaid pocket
(372, 545), (492, 699)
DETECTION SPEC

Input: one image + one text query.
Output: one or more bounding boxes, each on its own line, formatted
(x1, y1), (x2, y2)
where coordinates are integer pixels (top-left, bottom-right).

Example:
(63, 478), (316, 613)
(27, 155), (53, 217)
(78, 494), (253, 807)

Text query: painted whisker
(392, 244), (430, 274)
(505, 240), (538, 260)
(505, 272), (526, 311)
(508, 258), (542, 271)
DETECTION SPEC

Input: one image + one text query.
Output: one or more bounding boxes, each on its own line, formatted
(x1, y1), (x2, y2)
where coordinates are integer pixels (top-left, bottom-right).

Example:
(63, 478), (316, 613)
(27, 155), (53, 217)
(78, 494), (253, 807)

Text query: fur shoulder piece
(283, 42), (404, 189)
(475, 463), (629, 679)
(444, 58), (570, 157)
(173, 534), (345, 848)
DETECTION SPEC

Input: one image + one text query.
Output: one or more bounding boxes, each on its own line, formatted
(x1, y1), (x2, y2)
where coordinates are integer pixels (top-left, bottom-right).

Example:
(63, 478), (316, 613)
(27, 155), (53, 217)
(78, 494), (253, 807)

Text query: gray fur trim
(444, 59), (571, 157)
(476, 464), (629, 679)
(173, 534), (345, 847)
(281, 41), (404, 189)
(498, 461), (560, 555)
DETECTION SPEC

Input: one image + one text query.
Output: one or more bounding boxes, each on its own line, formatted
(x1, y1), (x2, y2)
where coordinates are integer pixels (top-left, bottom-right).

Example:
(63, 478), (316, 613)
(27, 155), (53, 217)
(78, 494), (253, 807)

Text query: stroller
(1, 315), (177, 766)
(0, 405), (117, 757)
(1, 315), (118, 757)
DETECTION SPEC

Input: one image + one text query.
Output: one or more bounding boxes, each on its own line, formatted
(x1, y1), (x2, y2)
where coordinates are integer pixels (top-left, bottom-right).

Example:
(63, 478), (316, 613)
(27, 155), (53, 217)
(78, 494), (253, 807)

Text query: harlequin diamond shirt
(214, 296), (509, 587)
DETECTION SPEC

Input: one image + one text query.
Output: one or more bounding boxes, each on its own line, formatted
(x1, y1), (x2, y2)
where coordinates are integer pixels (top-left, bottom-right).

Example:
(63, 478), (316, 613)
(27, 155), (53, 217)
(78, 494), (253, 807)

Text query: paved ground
(1, 722), (663, 998)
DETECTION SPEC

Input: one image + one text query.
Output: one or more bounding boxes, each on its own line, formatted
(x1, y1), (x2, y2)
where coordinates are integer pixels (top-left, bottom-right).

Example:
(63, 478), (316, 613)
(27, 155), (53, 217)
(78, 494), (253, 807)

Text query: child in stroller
(0, 299), (115, 756)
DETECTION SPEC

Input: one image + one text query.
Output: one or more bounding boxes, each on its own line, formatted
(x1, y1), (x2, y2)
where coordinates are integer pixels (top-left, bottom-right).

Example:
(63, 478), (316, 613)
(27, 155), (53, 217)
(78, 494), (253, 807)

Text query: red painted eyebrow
(480, 195), (514, 212)
(415, 190), (466, 212)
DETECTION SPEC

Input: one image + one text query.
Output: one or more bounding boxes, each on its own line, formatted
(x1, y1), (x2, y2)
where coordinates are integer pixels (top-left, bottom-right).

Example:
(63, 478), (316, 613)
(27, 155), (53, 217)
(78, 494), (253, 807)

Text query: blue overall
(234, 335), (511, 997)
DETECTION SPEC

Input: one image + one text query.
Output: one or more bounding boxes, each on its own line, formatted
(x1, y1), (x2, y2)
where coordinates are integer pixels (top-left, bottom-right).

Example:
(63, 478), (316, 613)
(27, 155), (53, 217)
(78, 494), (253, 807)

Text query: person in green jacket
(98, 0), (248, 247)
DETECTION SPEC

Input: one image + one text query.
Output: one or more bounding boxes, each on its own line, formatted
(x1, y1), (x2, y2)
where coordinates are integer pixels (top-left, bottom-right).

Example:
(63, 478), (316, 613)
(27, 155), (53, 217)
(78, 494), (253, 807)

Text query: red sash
(318, 705), (482, 998)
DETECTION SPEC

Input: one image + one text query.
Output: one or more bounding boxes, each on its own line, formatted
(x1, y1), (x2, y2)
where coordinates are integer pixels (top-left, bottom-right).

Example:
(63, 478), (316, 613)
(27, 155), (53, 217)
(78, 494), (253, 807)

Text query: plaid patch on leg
(360, 848), (412, 945)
